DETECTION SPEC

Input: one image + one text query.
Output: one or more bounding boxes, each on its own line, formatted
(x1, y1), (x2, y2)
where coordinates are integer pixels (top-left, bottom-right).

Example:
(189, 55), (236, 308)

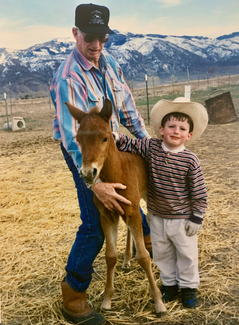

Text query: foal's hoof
(156, 311), (167, 318)
(122, 267), (131, 273)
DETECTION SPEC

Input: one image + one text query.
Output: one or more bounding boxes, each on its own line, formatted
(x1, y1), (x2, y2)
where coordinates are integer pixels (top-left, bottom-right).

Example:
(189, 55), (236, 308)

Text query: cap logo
(90, 10), (104, 25)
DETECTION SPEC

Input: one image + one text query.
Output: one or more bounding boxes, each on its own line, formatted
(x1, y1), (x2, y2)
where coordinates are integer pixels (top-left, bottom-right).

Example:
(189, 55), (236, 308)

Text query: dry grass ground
(0, 96), (239, 325)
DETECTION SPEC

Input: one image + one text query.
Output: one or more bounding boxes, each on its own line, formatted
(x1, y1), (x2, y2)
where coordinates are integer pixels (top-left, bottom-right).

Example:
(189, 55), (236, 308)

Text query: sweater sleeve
(115, 132), (150, 161)
(188, 157), (208, 218)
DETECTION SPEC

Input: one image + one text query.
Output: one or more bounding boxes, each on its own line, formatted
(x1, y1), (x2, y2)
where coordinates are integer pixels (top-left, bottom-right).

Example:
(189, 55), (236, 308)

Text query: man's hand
(91, 182), (131, 215)
(185, 220), (202, 236)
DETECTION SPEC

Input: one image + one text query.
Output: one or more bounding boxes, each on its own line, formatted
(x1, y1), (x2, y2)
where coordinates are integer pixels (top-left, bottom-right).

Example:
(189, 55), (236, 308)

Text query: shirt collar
(162, 141), (185, 153)
(73, 46), (108, 72)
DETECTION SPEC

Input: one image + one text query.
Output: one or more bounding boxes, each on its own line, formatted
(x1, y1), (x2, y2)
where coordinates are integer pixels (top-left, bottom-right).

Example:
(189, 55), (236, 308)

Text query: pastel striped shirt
(50, 46), (148, 171)
(116, 134), (208, 219)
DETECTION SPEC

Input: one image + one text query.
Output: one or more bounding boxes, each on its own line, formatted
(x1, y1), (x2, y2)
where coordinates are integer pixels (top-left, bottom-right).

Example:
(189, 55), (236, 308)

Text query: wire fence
(126, 74), (239, 125)
(126, 73), (239, 101)
(0, 72), (239, 130)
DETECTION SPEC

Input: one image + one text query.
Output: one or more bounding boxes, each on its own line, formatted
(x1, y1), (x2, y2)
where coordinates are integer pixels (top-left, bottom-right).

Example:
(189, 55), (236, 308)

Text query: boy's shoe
(160, 284), (179, 302)
(181, 288), (198, 308)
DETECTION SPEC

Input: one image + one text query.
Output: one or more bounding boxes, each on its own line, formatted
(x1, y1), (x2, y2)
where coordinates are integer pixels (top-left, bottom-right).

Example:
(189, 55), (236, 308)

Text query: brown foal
(65, 99), (166, 317)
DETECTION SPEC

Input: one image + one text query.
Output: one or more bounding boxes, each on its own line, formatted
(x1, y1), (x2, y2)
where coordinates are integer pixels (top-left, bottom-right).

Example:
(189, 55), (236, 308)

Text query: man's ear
(72, 27), (78, 40)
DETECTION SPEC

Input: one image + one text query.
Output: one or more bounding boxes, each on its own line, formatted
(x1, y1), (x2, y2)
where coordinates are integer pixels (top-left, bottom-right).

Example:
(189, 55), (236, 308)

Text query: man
(50, 4), (151, 325)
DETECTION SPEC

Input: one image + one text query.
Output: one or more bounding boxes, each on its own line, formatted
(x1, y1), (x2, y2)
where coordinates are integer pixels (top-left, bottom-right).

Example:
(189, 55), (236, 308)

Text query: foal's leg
(100, 213), (119, 310)
(127, 212), (167, 316)
(122, 228), (132, 270)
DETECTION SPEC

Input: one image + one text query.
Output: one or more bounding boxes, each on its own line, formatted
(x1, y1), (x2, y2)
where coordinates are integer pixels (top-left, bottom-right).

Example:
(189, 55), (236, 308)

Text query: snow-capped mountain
(1, 30), (239, 96)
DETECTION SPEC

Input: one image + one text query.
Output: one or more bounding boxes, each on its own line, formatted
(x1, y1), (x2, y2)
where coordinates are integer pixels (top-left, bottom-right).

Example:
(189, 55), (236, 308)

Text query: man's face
(72, 28), (106, 65)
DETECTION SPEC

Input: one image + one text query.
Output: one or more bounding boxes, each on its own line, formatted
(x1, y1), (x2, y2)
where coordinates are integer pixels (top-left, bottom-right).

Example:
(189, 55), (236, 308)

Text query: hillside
(0, 30), (239, 97)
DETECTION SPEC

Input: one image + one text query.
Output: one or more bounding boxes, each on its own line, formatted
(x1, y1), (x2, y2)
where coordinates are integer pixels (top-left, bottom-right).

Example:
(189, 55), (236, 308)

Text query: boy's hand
(112, 132), (120, 142)
(185, 220), (202, 236)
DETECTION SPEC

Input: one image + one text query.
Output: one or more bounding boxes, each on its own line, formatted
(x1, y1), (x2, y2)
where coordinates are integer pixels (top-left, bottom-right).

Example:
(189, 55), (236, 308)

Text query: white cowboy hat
(150, 97), (208, 145)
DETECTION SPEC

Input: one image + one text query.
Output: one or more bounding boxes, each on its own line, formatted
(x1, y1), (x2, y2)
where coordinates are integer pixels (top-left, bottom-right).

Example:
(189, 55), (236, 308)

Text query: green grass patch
(136, 84), (239, 107)
(136, 93), (184, 106)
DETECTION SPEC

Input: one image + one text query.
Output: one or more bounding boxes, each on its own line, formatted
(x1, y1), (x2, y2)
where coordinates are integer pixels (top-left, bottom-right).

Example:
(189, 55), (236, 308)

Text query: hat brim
(150, 99), (208, 145)
(79, 26), (114, 34)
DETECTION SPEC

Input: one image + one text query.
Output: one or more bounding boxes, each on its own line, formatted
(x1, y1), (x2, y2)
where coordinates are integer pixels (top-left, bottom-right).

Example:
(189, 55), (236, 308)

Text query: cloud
(1, 9), (238, 49)
(110, 15), (144, 34)
(0, 19), (74, 49)
(155, 0), (181, 5)
(111, 13), (238, 39)
(111, 15), (177, 35)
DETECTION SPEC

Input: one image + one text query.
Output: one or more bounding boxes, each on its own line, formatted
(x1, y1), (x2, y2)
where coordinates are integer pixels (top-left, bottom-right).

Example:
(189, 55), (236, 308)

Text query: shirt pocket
(111, 79), (123, 109)
(87, 90), (103, 110)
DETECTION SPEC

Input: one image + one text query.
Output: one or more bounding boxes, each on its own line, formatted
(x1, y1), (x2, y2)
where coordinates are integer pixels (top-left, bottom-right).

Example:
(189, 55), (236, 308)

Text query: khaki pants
(151, 214), (199, 289)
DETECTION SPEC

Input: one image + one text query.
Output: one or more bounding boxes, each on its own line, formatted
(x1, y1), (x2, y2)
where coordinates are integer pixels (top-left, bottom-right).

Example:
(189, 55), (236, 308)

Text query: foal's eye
(103, 137), (108, 143)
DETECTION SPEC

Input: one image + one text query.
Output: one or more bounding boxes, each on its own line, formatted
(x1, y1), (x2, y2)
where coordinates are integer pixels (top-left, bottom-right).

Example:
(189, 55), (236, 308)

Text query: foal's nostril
(93, 168), (97, 178)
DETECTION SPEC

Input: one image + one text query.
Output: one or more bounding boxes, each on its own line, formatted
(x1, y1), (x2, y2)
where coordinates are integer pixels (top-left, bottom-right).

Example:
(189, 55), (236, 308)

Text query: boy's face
(159, 117), (193, 150)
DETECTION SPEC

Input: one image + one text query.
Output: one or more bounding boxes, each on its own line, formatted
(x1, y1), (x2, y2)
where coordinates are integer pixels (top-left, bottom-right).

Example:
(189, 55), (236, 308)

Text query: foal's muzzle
(80, 167), (98, 185)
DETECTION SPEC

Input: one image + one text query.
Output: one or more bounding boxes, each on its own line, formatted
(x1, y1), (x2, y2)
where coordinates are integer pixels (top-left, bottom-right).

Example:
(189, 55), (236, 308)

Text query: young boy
(114, 97), (208, 308)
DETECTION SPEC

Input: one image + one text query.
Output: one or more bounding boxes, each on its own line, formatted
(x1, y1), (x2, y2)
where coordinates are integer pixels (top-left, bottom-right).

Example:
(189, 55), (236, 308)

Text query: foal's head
(65, 99), (113, 185)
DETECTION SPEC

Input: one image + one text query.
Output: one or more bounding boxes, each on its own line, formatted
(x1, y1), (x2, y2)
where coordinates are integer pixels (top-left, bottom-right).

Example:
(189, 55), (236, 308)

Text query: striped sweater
(116, 134), (207, 220)
(50, 46), (148, 172)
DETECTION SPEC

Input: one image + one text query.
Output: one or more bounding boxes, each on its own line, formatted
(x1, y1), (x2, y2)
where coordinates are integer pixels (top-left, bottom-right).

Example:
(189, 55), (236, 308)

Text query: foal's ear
(99, 99), (113, 122)
(65, 102), (86, 123)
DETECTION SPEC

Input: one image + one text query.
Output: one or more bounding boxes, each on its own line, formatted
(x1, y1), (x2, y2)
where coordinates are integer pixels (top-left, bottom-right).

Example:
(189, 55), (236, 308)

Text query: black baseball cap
(75, 3), (114, 34)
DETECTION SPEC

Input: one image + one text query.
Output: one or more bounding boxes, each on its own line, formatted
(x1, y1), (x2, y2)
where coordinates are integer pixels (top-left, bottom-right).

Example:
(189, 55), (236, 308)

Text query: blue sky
(0, 0), (238, 49)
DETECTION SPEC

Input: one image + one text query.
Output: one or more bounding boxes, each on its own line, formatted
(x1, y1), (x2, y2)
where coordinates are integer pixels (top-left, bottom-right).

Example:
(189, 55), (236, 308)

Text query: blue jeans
(61, 143), (150, 292)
